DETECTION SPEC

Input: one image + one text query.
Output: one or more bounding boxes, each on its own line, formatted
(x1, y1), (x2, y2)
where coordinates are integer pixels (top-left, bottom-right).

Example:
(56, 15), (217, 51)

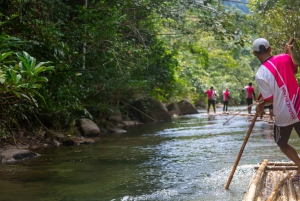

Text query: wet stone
(1, 149), (40, 163)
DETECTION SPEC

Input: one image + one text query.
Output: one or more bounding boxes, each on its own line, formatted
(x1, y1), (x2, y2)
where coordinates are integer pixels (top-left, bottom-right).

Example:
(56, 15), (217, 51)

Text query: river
(1, 106), (300, 201)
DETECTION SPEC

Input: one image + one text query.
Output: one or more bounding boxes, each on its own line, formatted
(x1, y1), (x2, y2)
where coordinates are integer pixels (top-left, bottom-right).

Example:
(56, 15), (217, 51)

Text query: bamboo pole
(254, 166), (298, 171)
(259, 162), (295, 166)
(280, 171), (288, 201)
(284, 37), (295, 54)
(294, 182), (300, 201)
(273, 171), (280, 200)
(243, 159), (268, 201)
(256, 190), (263, 201)
(265, 171), (273, 200)
(266, 172), (292, 201)
(271, 171), (279, 200)
(223, 103), (254, 125)
(256, 172), (267, 201)
(288, 175), (297, 201)
(225, 112), (259, 190)
(272, 171), (279, 189)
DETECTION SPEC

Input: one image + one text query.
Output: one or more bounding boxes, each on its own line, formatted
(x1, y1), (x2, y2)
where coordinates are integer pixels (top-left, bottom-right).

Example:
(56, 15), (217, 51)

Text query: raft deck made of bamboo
(244, 159), (300, 201)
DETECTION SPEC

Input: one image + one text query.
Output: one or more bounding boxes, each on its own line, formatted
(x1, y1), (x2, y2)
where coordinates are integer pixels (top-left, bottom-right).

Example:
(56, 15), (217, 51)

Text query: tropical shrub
(0, 51), (54, 137)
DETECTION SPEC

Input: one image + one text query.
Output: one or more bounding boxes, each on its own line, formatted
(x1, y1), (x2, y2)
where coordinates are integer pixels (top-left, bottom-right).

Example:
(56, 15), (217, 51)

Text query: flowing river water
(1, 106), (300, 201)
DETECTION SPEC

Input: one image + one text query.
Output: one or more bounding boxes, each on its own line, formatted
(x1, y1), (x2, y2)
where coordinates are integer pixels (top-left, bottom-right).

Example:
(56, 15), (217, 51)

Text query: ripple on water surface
(1, 109), (298, 201)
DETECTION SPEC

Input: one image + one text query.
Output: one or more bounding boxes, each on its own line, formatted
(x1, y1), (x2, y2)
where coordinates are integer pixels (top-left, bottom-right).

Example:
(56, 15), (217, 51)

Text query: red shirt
(206, 89), (216, 100)
(223, 91), (230, 101)
(243, 86), (254, 98)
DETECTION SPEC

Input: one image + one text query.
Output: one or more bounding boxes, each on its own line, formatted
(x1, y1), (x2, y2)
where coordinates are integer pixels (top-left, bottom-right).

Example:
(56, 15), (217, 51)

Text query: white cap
(253, 38), (270, 52)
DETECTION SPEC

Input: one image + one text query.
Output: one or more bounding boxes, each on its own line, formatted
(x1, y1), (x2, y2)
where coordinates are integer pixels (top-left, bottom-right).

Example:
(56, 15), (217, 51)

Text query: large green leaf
(0, 52), (13, 62)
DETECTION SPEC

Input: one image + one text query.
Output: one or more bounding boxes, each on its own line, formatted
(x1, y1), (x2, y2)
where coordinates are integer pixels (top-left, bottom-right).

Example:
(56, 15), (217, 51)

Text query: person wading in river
(205, 86), (217, 114)
(242, 82), (256, 114)
(253, 38), (300, 181)
(222, 88), (230, 113)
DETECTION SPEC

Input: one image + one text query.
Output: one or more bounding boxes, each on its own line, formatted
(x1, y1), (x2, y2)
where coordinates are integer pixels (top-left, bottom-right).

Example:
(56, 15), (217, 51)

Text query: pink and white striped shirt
(255, 54), (300, 126)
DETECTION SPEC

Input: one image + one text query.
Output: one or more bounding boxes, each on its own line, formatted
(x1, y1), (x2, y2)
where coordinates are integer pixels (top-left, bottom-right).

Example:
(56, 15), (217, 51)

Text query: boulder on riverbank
(177, 99), (199, 115)
(167, 99), (198, 116)
(75, 118), (101, 137)
(129, 98), (171, 123)
(166, 102), (181, 116)
(106, 108), (142, 128)
(107, 108), (123, 123)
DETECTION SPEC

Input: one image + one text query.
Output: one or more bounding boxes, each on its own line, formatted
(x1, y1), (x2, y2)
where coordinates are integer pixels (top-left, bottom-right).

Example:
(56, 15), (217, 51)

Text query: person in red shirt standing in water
(222, 88), (230, 113)
(242, 82), (256, 114)
(205, 86), (217, 114)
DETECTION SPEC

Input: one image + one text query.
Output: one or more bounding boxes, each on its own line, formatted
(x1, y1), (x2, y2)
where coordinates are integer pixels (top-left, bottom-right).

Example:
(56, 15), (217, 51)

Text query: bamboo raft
(244, 159), (300, 201)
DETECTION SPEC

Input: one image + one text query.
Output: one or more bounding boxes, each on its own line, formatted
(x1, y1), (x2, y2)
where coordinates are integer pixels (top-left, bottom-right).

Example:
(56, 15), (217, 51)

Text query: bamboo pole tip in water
(224, 175), (233, 190)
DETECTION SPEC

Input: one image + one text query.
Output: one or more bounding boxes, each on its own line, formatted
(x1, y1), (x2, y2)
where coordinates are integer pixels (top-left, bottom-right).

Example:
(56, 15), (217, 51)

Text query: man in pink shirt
(222, 88), (230, 112)
(205, 86), (217, 114)
(253, 38), (300, 181)
(242, 82), (256, 114)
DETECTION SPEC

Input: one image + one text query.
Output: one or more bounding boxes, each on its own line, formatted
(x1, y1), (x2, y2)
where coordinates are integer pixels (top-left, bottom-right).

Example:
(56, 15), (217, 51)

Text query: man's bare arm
(285, 44), (298, 74)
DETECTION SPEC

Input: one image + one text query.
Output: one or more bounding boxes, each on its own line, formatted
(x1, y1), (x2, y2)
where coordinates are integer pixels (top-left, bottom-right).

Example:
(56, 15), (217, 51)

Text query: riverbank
(0, 101), (273, 163)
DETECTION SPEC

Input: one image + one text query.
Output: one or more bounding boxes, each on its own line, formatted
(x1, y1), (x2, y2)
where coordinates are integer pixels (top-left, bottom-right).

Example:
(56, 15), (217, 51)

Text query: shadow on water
(1, 107), (300, 201)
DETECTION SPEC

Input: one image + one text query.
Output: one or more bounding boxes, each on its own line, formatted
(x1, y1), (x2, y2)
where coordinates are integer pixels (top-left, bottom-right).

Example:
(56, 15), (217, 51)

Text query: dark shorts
(274, 121), (300, 146)
(223, 101), (228, 105)
(208, 99), (215, 107)
(264, 104), (273, 109)
(246, 98), (253, 106)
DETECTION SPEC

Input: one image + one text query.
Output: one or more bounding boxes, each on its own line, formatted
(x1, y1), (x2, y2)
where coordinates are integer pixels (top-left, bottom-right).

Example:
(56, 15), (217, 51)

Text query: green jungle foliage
(0, 0), (299, 137)
(248, 0), (300, 83)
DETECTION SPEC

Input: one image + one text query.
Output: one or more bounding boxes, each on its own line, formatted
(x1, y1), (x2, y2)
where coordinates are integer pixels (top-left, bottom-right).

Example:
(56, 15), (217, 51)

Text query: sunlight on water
(1, 107), (299, 201)
(120, 165), (255, 201)
(121, 189), (179, 201)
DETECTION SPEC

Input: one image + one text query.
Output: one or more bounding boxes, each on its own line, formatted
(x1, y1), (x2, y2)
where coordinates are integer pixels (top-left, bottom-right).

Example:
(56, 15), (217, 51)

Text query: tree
(248, 0), (300, 68)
